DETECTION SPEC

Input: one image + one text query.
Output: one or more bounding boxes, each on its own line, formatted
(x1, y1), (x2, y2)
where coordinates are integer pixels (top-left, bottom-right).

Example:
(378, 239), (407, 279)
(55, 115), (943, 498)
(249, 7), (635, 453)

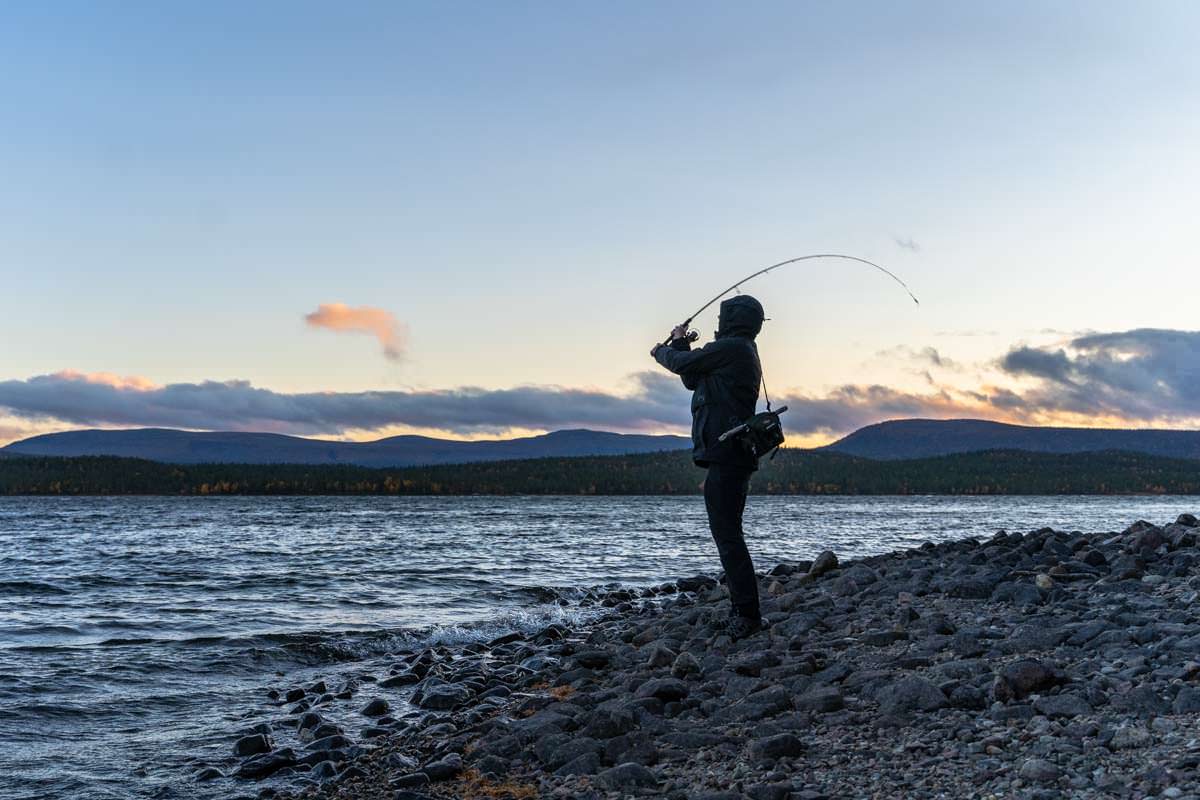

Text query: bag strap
(753, 343), (772, 412)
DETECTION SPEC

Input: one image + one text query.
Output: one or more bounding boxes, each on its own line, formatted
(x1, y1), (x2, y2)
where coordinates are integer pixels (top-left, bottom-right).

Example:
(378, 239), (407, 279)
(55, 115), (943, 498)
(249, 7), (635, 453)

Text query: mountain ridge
(825, 418), (1200, 461)
(2, 427), (692, 468)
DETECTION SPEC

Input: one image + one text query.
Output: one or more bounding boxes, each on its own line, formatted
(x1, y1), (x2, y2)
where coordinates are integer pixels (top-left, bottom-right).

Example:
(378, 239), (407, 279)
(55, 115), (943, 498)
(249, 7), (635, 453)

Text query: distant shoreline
(3, 449), (1200, 496)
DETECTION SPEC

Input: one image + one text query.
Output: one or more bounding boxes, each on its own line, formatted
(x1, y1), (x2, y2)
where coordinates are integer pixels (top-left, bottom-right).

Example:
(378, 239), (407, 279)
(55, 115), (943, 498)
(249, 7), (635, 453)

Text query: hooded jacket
(654, 295), (763, 469)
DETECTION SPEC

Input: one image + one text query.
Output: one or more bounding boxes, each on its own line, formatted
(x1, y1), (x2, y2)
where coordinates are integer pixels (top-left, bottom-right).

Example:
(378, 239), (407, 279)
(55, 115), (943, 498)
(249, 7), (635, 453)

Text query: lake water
(2, 494), (1199, 800)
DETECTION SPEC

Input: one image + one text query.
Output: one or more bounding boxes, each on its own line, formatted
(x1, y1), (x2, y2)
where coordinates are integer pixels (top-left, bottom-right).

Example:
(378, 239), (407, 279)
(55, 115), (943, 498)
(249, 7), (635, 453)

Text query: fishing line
(663, 253), (919, 346)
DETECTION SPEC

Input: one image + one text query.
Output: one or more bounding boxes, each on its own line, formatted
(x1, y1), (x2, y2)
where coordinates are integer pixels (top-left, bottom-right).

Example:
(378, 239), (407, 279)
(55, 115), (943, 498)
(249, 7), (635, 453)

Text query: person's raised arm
(651, 339), (730, 377)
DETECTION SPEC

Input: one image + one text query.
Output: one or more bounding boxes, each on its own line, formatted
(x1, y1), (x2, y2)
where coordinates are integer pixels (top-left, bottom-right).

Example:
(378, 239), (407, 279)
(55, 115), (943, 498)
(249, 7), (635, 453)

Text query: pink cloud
(304, 303), (408, 361)
(52, 370), (160, 391)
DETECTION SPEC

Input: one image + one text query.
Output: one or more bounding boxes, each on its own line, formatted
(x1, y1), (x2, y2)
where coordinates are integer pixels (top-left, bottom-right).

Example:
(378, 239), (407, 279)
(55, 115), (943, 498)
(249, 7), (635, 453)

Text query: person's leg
(703, 463), (760, 621)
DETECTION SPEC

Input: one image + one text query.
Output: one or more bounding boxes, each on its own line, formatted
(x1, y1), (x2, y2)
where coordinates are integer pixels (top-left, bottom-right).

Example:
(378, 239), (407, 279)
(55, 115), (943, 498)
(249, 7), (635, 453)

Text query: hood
(716, 295), (765, 340)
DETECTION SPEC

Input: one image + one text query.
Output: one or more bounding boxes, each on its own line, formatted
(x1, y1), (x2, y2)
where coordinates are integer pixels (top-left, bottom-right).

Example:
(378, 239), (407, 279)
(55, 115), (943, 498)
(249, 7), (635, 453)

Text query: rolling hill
(1, 428), (691, 467)
(825, 419), (1200, 461)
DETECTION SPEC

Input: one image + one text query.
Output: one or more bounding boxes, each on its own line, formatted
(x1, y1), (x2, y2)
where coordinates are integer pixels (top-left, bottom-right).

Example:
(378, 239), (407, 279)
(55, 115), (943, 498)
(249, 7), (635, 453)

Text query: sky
(1, 1), (1198, 446)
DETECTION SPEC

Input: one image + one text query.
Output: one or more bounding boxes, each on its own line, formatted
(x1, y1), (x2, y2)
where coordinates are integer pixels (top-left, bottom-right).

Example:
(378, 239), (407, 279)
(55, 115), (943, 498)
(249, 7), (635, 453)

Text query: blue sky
(2, 2), (1198, 444)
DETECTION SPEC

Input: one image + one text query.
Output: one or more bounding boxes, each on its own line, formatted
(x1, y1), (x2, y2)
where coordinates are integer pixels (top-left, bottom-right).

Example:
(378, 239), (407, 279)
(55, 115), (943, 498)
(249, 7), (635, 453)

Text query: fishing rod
(662, 253), (919, 346)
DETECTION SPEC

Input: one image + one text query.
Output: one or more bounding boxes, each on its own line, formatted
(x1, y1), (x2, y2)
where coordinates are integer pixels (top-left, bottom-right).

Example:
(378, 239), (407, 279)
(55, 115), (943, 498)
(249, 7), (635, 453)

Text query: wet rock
(809, 551), (839, 578)
(235, 748), (297, 779)
(487, 631), (524, 647)
(361, 698), (389, 717)
(575, 650), (612, 669)
(307, 734), (353, 752)
(195, 767), (223, 781)
(284, 688), (305, 703)
(1177, 513), (1199, 527)
(233, 733), (271, 757)
(416, 682), (473, 711)
(422, 753), (463, 781)
(297, 711), (322, 730)
(379, 671), (420, 688)
(677, 575), (718, 592)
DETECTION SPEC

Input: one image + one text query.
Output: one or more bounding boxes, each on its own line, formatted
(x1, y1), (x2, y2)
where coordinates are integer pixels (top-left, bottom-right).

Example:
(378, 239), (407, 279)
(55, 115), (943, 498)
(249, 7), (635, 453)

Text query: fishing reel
(660, 327), (700, 347)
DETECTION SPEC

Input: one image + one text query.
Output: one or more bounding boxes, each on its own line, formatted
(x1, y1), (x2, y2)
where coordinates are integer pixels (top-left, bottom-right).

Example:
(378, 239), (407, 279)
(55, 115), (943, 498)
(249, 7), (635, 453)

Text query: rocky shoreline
(219, 512), (1200, 800)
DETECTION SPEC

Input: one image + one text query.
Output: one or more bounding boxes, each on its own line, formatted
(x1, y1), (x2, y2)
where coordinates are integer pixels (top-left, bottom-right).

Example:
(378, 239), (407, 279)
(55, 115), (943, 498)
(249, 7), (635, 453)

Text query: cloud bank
(999, 328), (1200, 423)
(305, 303), (408, 361)
(2, 329), (1196, 443)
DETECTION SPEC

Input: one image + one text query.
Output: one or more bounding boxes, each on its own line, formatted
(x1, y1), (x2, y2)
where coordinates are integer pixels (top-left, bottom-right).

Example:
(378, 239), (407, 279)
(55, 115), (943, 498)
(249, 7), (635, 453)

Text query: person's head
(716, 295), (765, 340)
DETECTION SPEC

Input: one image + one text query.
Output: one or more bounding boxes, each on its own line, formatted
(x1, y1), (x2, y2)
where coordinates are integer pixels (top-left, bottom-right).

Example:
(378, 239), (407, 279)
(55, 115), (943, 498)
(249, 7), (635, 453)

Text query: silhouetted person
(651, 295), (765, 639)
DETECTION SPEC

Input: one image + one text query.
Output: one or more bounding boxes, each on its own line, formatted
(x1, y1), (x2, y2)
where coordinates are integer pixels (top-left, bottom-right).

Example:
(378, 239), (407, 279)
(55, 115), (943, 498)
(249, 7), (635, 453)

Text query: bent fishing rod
(661, 253), (919, 346)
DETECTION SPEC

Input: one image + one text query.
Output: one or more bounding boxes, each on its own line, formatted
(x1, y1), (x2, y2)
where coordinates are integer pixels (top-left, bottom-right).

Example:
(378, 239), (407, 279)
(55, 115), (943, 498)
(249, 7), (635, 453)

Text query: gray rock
(361, 697), (389, 717)
(876, 676), (947, 714)
(644, 644), (676, 668)
(574, 649), (612, 669)
(423, 752), (463, 781)
(379, 671), (420, 688)
(416, 682), (473, 711)
(1018, 758), (1062, 784)
(1177, 513), (1199, 528)
(555, 751), (602, 775)
(1033, 693), (1092, 718)
(671, 651), (701, 678)
(795, 686), (844, 713)
(993, 660), (1066, 702)
(748, 733), (805, 760)
(809, 550), (839, 577)
(596, 762), (658, 790)
(234, 748), (297, 779)
(1109, 726), (1152, 750)
(306, 734), (353, 751)
(233, 733), (271, 757)
(581, 704), (637, 739)
(635, 677), (688, 702)
(1173, 686), (1200, 713)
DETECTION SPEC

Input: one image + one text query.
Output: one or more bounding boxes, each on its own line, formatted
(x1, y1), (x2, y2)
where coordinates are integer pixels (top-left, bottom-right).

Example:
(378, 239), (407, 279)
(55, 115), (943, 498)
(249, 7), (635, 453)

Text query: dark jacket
(654, 295), (763, 469)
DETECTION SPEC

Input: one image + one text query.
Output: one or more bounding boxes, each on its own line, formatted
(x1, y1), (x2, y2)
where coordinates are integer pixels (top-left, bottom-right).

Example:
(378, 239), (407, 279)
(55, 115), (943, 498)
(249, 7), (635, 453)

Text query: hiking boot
(726, 616), (765, 641)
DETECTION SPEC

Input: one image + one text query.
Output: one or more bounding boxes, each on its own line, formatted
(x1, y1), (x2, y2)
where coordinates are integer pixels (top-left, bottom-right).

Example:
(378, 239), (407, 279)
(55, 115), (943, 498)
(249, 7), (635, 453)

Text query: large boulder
(875, 676), (947, 714)
(992, 660), (1066, 703)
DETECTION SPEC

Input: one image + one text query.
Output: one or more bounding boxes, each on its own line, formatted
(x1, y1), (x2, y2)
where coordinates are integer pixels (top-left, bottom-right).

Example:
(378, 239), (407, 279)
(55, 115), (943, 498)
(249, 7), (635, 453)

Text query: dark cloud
(0, 369), (985, 440)
(4, 328), (1196, 441)
(1000, 329), (1200, 422)
(893, 235), (921, 252)
(0, 370), (690, 437)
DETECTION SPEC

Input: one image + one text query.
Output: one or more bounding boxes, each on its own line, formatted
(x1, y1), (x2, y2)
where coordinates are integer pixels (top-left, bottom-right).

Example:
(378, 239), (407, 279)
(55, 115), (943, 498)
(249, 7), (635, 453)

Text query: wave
(0, 580), (69, 596)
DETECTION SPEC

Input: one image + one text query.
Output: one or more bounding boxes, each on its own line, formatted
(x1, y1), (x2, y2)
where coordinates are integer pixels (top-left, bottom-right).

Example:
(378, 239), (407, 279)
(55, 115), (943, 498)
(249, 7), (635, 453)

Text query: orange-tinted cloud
(304, 303), (407, 361)
(52, 370), (160, 391)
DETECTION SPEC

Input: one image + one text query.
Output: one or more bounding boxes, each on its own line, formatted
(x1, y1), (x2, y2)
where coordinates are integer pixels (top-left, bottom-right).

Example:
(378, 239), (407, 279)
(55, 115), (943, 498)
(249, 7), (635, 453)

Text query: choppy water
(2, 494), (1199, 800)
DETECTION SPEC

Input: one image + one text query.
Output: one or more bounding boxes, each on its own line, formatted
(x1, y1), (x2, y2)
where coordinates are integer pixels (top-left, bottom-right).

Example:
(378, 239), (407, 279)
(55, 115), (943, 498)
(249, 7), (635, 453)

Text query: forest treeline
(1, 448), (1199, 495)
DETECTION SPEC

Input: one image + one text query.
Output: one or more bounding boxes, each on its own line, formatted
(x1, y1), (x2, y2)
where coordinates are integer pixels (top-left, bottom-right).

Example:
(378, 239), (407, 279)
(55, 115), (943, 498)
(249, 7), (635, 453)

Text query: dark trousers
(703, 462), (760, 620)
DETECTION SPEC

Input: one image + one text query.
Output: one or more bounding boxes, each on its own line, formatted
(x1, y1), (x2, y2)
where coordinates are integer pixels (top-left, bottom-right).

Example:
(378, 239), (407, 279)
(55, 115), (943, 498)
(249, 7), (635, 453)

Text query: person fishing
(650, 295), (768, 640)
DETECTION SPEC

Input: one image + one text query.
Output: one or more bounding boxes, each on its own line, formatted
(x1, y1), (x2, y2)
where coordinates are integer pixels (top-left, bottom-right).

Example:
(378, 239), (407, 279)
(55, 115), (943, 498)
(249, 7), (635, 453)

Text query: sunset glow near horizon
(2, 2), (1199, 447)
